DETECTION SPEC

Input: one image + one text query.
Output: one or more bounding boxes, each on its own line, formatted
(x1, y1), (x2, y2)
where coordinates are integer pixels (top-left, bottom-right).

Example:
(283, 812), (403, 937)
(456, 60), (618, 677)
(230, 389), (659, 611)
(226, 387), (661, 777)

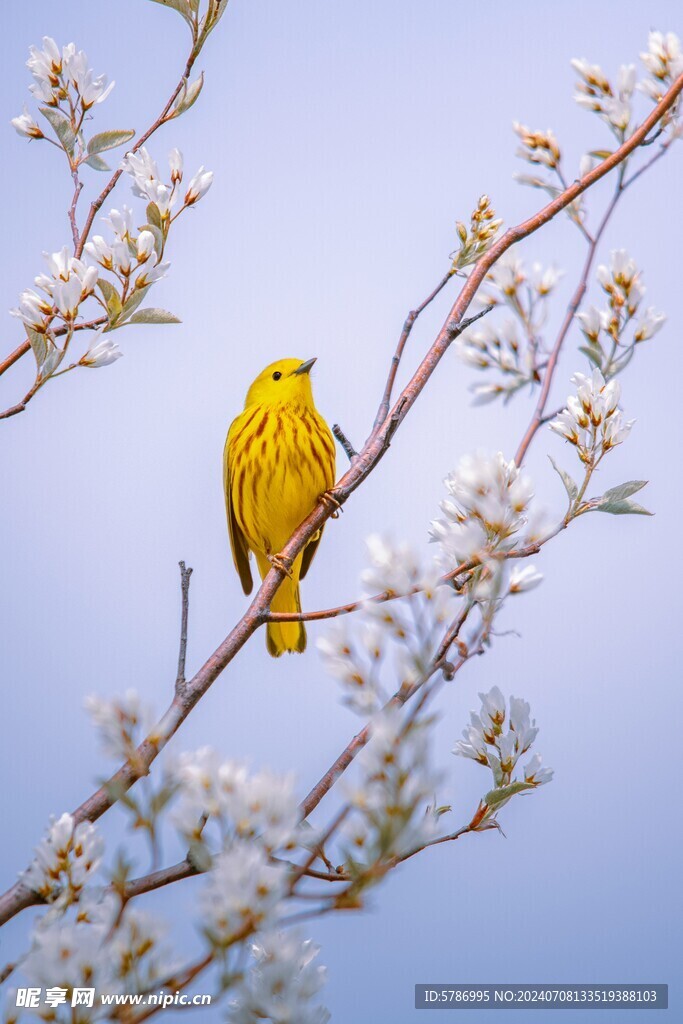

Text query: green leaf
(484, 781), (535, 810)
(39, 107), (77, 155)
(596, 497), (653, 516)
(146, 0), (194, 27)
(589, 149), (613, 160)
(97, 279), (123, 323)
(126, 307), (181, 326)
(146, 202), (162, 230)
(87, 129), (135, 156)
(169, 72), (205, 119)
(600, 480), (648, 503)
(579, 344), (603, 368)
(194, 0), (230, 54)
(83, 153), (111, 172)
(118, 285), (151, 324)
(548, 456), (578, 503)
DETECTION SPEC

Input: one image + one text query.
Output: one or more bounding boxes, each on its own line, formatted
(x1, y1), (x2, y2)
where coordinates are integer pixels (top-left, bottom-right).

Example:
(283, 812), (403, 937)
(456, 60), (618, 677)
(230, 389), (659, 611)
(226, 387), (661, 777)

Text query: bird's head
(244, 357), (317, 408)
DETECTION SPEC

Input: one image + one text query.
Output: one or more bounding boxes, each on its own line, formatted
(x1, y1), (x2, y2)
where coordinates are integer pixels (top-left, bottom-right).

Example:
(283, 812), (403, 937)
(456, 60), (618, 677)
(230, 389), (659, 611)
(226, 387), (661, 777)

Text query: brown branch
(0, 73), (681, 931)
(0, 341), (30, 378)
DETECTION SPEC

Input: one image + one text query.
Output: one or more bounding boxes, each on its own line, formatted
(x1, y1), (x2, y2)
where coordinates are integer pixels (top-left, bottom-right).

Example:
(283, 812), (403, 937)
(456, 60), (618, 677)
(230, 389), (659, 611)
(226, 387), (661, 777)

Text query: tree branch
(1, 72), (681, 929)
(175, 561), (193, 694)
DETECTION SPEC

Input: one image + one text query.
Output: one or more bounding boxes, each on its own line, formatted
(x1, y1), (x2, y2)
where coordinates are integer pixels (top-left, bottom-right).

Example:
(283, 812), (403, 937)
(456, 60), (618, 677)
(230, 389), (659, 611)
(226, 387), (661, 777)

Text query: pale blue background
(0, 2), (680, 1021)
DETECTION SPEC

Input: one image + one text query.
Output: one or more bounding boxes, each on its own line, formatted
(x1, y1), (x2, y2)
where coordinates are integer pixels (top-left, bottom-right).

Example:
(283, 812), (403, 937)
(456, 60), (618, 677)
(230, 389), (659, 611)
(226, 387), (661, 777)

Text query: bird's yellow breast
(228, 400), (335, 555)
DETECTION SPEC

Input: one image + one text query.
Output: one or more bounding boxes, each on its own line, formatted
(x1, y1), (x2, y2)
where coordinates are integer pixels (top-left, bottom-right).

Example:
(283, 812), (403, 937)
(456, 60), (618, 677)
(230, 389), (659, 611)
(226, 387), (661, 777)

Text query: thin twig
(1, 73), (681, 929)
(332, 424), (358, 461)
(175, 561), (193, 694)
(372, 269), (455, 433)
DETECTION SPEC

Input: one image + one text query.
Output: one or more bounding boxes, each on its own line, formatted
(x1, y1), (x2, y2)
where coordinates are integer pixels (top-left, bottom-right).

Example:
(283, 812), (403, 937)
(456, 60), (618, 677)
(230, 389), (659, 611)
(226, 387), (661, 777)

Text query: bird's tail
(257, 552), (307, 657)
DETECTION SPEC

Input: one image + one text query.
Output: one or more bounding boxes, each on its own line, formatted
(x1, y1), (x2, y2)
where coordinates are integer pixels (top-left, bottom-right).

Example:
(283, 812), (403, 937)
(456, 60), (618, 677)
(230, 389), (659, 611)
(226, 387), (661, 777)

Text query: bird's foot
(268, 552), (294, 579)
(319, 488), (344, 518)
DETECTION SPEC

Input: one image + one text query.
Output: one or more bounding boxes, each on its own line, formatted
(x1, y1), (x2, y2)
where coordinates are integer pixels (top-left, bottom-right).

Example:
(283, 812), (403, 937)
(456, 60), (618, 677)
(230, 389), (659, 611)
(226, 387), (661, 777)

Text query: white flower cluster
(571, 58), (636, 134)
(19, 894), (172, 1016)
(430, 452), (534, 566)
(318, 537), (458, 716)
(344, 708), (441, 863)
(451, 195), (502, 271)
(512, 122), (561, 169)
(230, 930), (330, 1024)
(10, 37), (214, 381)
(84, 688), (151, 764)
(457, 250), (563, 404)
(22, 812), (103, 907)
(575, 250), (666, 378)
(638, 30), (683, 125)
(549, 368), (633, 463)
(200, 843), (289, 950)
(454, 686), (553, 797)
(172, 747), (301, 855)
(120, 146), (213, 222)
(10, 37), (113, 141)
(84, 202), (169, 289)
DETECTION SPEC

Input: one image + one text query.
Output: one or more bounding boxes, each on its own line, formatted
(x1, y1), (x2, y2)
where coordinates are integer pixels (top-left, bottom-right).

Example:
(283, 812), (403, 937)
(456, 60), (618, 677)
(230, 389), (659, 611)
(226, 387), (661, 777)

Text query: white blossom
(84, 688), (150, 760)
(200, 843), (288, 948)
(79, 328), (122, 368)
(185, 166), (214, 205)
(524, 752), (554, 786)
(22, 812), (104, 904)
(549, 368), (634, 458)
(633, 307), (667, 342)
(455, 688), (552, 800)
(11, 106), (43, 139)
(430, 452), (534, 567)
(345, 707), (441, 860)
(169, 147), (184, 183)
(229, 930), (330, 1024)
(509, 564), (543, 594)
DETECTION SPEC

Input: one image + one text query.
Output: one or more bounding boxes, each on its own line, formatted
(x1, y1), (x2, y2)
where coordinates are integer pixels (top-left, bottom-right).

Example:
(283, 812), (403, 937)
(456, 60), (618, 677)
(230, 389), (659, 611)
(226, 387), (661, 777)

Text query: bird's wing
(223, 431), (253, 595)
(300, 528), (324, 581)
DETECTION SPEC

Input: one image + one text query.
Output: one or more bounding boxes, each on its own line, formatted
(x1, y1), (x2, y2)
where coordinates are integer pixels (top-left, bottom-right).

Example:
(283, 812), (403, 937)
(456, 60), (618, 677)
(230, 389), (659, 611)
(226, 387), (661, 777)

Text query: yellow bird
(224, 358), (336, 657)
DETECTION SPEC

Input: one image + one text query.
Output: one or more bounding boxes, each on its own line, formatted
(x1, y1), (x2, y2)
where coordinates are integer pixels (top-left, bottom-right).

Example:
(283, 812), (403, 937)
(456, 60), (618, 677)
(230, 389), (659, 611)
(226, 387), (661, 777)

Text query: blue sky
(0, 2), (681, 1021)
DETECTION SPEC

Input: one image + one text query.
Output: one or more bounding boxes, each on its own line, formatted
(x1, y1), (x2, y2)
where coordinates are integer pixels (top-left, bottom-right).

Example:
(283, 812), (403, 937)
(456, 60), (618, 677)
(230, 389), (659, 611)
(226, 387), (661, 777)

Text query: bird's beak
(293, 357), (317, 376)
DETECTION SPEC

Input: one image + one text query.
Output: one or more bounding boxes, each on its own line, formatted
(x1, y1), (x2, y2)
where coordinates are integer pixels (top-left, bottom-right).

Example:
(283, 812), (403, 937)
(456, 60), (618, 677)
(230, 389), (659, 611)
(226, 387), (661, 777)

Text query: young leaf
(87, 129), (135, 156)
(97, 279), (123, 323)
(83, 153), (111, 172)
(596, 497), (653, 516)
(146, 0), (194, 27)
(169, 72), (204, 119)
(39, 107), (77, 155)
(25, 327), (47, 370)
(118, 285), (151, 324)
(600, 480), (648, 503)
(126, 308), (181, 325)
(579, 344), (603, 368)
(146, 203), (163, 230)
(548, 455), (578, 503)
(484, 780), (536, 810)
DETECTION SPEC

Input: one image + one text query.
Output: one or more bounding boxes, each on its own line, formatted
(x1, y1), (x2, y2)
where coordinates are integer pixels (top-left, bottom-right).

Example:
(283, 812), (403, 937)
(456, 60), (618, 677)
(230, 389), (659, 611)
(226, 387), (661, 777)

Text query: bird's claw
(268, 553), (294, 579)
(319, 489), (344, 518)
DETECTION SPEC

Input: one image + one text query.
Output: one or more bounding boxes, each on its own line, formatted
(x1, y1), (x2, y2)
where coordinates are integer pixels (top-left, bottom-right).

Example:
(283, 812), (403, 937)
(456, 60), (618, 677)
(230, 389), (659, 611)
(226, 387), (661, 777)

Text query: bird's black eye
(272, 371), (282, 381)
